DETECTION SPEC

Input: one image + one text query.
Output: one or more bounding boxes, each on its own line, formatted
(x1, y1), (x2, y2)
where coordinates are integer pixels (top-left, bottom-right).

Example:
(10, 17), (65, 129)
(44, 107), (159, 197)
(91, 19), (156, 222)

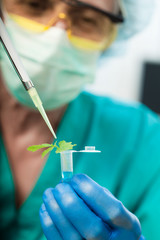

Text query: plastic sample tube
(60, 146), (101, 182)
(60, 151), (74, 182)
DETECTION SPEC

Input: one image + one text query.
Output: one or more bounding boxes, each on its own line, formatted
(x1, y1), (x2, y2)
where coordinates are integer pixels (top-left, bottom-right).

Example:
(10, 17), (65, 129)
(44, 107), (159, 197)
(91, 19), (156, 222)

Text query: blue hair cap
(100, 0), (155, 62)
(119, 0), (155, 39)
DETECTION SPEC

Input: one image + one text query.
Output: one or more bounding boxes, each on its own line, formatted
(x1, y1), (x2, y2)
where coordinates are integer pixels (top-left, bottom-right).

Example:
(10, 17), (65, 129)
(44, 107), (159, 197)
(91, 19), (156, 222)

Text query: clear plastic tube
(60, 146), (101, 182)
(60, 151), (73, 182)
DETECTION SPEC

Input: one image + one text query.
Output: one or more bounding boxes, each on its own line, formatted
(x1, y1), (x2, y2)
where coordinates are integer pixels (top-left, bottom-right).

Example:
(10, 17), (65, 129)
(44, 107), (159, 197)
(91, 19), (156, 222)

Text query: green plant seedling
(27, 140), (76, 159)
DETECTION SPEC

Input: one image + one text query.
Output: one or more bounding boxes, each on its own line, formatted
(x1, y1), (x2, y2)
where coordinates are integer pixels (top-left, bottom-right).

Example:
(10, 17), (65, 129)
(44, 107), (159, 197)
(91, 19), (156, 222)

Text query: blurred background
(87, 0), (160, 114)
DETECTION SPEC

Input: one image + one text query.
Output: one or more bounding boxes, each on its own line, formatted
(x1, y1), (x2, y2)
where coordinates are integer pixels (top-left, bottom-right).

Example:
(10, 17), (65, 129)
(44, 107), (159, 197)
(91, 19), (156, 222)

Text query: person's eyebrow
(15, 0), (54, 10)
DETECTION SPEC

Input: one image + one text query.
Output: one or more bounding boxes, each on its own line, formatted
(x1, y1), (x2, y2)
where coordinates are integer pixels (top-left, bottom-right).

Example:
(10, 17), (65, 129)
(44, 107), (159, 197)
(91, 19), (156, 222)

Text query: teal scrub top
(1, 91), (160, 240)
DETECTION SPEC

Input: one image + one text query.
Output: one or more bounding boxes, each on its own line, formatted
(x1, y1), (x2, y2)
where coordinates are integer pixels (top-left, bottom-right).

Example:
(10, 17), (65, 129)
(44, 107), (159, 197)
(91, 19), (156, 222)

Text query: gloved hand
(39, 174), (143, 240)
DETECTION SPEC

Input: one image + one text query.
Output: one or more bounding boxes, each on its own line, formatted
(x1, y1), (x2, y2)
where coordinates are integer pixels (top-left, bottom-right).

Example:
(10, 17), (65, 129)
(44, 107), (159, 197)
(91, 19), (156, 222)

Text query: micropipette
(0, 17), (57, 139)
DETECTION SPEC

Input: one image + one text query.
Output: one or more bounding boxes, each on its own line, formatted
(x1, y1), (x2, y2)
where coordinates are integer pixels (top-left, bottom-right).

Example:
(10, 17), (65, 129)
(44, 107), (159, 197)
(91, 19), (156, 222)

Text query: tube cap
(79, 146), (101, 153)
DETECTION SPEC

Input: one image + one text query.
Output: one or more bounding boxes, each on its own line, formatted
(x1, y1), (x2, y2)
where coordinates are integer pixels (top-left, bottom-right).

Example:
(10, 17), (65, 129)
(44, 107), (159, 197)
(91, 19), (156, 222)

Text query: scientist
(0, 0), (159, 240)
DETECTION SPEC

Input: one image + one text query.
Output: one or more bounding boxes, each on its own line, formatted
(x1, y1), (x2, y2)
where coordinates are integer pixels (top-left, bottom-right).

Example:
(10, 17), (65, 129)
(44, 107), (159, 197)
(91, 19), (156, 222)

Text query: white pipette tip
(27, 88), (57, 139)
(38, 105), (57, 139)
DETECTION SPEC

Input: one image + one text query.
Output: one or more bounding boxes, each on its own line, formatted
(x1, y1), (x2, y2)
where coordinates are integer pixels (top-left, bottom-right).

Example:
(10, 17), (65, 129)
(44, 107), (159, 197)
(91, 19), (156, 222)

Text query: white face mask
(0, 15), (100, 110)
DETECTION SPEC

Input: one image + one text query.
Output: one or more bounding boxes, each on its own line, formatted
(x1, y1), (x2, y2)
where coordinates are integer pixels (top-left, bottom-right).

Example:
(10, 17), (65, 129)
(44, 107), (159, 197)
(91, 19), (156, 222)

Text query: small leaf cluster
(27, 140), (76, 158)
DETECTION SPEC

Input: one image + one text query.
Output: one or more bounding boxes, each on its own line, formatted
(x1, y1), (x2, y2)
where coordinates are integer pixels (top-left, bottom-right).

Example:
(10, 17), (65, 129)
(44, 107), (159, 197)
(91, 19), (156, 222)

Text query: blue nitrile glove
(40, 174), (144, 240)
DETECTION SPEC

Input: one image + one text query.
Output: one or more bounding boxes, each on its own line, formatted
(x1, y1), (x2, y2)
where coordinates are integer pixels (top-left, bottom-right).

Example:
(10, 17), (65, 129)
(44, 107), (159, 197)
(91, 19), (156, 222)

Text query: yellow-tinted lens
(68, 7), (116, 42)
(68, 25), (118, 51)
(8, 11), (117, 51)
(9, 14), (46, 32)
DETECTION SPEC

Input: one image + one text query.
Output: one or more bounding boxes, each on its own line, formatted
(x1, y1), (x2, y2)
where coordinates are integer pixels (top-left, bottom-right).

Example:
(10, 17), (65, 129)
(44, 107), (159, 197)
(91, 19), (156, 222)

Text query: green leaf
(27, 140), (76, 156)
(41, 144), (54, 147)
(41, 146), (54, 158)
(55, 141), (77, 153)
(27, 143), (53, 152)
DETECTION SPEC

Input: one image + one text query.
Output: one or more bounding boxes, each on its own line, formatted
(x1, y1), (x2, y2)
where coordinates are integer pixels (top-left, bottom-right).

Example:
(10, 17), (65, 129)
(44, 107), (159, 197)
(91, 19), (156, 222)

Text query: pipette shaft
(0, 17), (33, 90)
(0, 17), (57, 139)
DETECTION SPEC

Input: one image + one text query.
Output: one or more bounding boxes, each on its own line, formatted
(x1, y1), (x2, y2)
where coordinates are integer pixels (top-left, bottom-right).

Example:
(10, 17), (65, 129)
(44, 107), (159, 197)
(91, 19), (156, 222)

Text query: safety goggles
(7, 0), (125, 51)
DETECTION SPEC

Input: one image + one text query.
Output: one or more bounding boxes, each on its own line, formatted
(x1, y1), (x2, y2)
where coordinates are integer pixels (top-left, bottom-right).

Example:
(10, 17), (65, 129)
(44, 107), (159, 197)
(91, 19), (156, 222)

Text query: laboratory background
(87, 0), (160, 113)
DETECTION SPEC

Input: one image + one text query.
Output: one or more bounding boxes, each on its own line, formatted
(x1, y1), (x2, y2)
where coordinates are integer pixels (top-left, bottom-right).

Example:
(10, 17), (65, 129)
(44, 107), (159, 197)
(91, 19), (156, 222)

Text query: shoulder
(77, 91), (160, 130)
(75, 91), (160, 156)
(71, 91), (160, 157)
